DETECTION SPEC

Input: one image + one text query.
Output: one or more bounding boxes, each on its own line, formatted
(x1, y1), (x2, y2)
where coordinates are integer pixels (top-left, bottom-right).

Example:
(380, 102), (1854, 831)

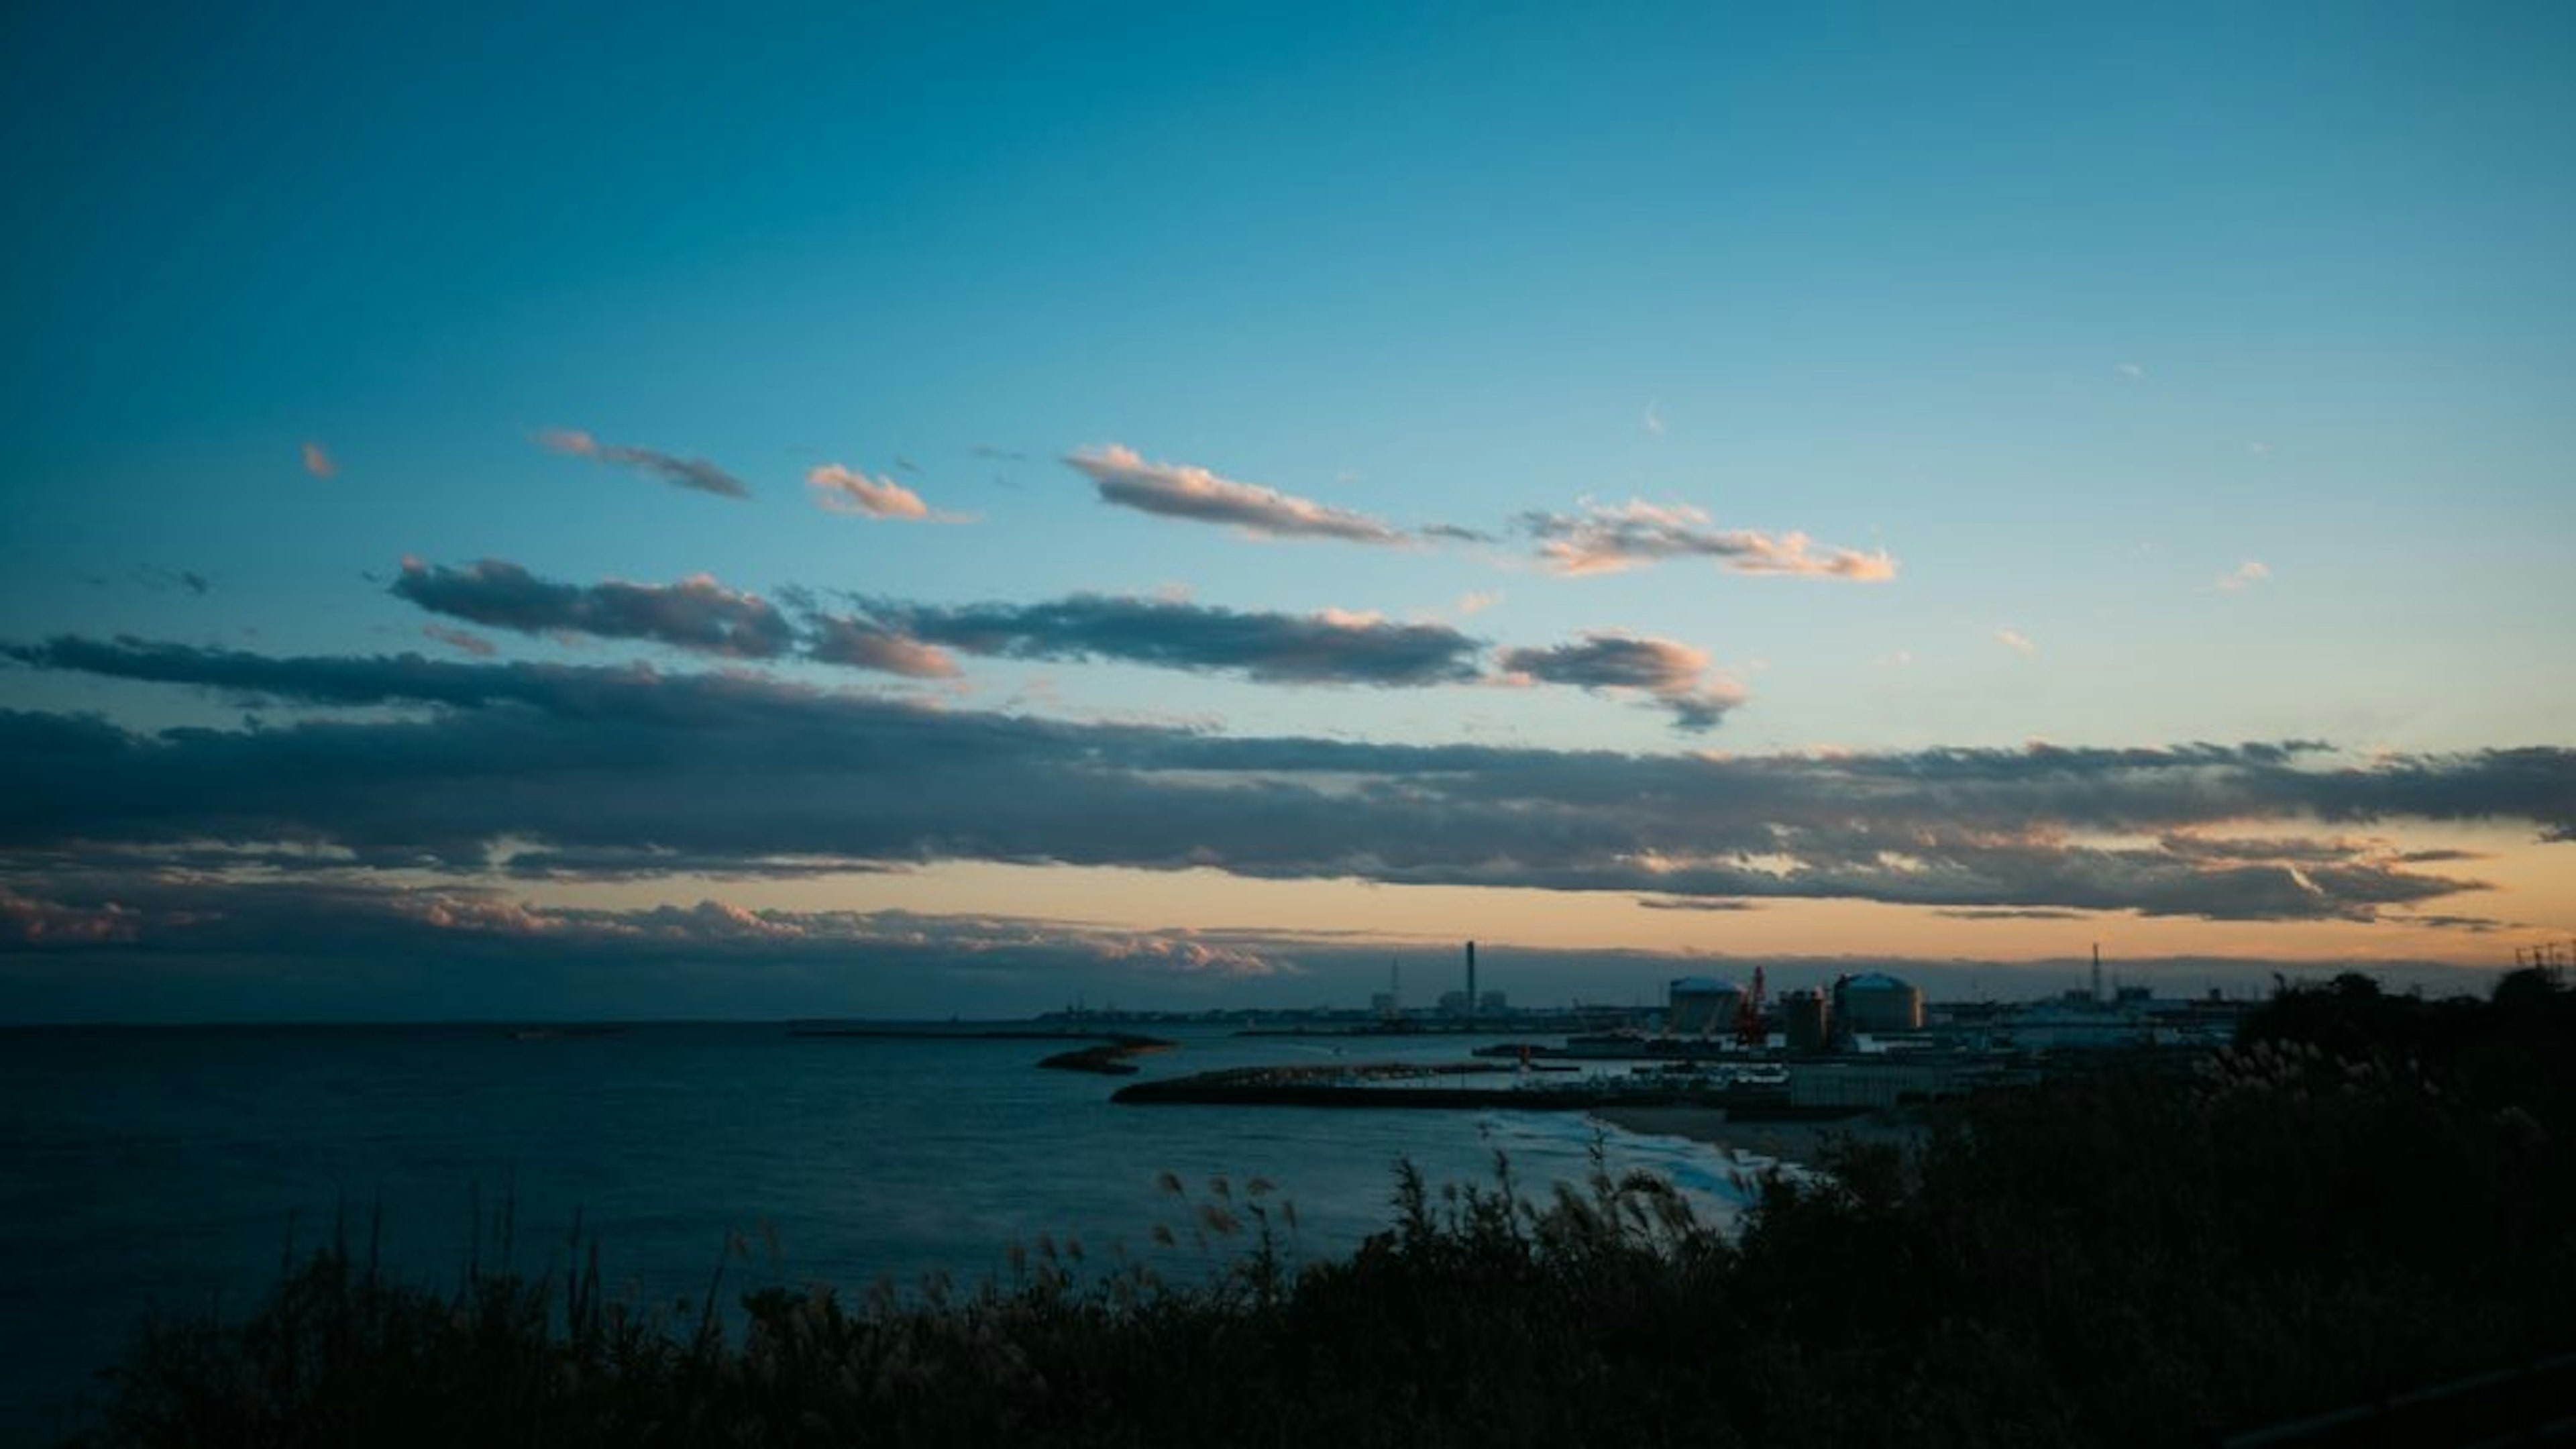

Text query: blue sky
(4, 3), (2571, 1019)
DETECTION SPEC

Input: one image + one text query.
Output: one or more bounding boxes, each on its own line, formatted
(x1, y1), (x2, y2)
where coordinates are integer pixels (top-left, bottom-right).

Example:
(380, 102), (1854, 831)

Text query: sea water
(0, 1022), (1763, 1440)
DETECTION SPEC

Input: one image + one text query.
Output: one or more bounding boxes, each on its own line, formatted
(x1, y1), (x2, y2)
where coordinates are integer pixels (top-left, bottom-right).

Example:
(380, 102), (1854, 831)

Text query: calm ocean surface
(0, 1022), (1761, 1440)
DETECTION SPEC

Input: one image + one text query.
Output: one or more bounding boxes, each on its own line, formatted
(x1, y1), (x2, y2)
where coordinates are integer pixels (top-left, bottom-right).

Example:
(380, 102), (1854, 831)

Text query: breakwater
(1112, 1066), (1868, 1120)
(1037, 1037), (1177, 1074)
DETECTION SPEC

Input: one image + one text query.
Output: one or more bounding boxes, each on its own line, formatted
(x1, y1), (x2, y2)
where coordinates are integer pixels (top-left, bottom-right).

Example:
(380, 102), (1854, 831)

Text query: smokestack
(1466, 941), (1478, 1025)
(2092, 943), (2103, 1004)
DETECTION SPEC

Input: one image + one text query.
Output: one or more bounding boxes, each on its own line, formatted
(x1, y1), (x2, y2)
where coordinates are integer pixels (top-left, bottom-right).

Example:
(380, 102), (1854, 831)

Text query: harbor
(1098, 941), (2206, 1124)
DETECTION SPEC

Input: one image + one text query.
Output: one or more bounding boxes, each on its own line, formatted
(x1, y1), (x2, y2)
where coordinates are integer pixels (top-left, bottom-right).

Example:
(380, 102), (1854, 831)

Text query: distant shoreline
(786, 1026), (1168, 1042)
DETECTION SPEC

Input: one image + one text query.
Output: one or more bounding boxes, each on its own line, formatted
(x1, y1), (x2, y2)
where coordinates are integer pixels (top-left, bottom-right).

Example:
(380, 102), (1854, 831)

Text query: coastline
(1590, 1104), (1930, 1170)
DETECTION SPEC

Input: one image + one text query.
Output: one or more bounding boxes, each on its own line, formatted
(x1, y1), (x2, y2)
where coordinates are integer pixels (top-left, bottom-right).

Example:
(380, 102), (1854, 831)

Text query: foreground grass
(70, 972), (2576, 1447)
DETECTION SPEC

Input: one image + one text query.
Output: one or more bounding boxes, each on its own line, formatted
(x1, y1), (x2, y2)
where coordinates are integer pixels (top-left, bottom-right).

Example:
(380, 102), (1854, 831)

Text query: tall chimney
(2092, 943), (2103, 1004)
(1466, 941), (1478, 1024)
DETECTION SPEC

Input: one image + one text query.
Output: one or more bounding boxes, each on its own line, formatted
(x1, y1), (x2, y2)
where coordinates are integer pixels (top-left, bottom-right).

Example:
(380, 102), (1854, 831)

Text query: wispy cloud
(1643, 401), (1666, 437)
(806, 464), (936, 520)
(1518, 499), (1895, 580)
(804, 614), (960, 679)
(0, 888), (142, 945)
(1499, 631), (1748, 731)
(301, 442), (337, 479)
(391, 558), (796, 659)
(1996, 627), (2037, 655)
(422, 625), (496, 658)
(1419, 523), (1498, 545)
(538, 428), (750, 500)
(2406, 913), (2510, 934)
(1064, 445), (1408, 545)
(2116, 362), (2147, 380)
(134, 568), (211, 597)
(2214, 559), (2271, 592)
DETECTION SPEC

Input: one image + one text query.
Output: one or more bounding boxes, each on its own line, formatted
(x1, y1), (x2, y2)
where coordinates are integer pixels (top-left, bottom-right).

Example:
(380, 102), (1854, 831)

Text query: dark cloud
(0, 877), (1297, 1000)
(1935, 908), (2093, 921)
(854, 594), (1485, 687)
(494, 846), (908, 881)
(392, 564), (1474, 690)
(392, 559), (796, 659)
(2157, 833), (2396, 865)
(539, 428), (750, 500)
(1637, 898), (1763, 912)
(5, 637), (2571, 923)
(2406, 914), (2511, 934)
(1518, 499), (1895, 580)
(3, 635), (608, 711)
(1063, 445), (1408, 544)
(1498, 633), (1745, 731)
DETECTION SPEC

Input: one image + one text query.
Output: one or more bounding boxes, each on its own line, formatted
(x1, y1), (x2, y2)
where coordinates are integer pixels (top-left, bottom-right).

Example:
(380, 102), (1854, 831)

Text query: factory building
(1436, 941), (1490, 1020)
(1834, 971), (1925, 1034)
(1780, 987), (1833, 1052)
(1666, 975), (1741, 1036)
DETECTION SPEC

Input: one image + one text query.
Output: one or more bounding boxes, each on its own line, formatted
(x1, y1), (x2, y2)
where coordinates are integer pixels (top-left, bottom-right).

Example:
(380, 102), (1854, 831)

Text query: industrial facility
(1833, 971), (1926, 1036)
(1780, 987), (1832, 1052)
(1665, 970), (1927, 1046)
(1666, 976), (1741, 1036)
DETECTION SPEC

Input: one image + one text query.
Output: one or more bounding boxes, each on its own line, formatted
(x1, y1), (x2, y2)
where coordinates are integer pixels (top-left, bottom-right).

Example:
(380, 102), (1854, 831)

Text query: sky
(3, 1), (2572, 1020)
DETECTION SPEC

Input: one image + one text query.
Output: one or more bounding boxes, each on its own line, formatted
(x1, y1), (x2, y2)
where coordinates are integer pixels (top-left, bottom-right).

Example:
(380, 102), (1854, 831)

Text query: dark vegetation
(70, 971), (2576, 1447)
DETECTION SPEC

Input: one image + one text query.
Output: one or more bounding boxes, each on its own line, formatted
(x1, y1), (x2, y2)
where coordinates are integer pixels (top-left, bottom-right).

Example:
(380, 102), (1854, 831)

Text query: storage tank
(1837, 971), (1924, 1034)
(1666, 976), (1740, 1036)
(1781, 988), (1833, 1052)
